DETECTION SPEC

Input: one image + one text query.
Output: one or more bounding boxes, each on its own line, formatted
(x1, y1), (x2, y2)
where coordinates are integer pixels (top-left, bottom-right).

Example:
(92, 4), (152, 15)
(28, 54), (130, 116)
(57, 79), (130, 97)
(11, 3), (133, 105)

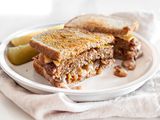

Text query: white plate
(0, 24), (159, 101)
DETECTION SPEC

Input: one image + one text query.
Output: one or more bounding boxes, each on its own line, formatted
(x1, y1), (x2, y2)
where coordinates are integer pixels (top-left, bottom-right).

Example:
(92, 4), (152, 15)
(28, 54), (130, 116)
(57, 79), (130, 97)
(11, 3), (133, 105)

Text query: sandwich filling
(33, 46), (114, 87)
(114, 35), (142, 60)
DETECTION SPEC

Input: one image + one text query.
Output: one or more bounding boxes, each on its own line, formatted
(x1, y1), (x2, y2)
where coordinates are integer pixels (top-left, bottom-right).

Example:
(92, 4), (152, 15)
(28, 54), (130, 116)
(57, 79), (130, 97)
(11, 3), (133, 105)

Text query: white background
(0, 0), (160, 119)
(0, 0), (160, 42)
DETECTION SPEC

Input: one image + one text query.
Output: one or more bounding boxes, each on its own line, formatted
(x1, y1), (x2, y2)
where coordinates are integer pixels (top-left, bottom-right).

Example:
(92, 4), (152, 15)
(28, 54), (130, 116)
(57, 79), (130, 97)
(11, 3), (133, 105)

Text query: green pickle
(7, 44), (38, 65)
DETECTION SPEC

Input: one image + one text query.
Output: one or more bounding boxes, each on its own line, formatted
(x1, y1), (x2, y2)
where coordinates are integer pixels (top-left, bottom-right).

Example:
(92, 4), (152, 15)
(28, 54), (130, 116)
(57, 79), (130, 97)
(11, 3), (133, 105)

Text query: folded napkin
(0, 12), (160, 120)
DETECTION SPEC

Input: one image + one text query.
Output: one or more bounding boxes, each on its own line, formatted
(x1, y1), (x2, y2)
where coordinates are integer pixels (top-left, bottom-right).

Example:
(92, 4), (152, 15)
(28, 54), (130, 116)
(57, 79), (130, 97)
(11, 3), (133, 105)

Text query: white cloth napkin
(0, 12), (160, 120)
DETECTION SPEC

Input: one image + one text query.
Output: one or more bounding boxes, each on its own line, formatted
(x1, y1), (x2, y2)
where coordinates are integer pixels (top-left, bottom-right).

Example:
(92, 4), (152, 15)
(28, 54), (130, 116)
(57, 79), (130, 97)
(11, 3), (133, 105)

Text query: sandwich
(65, 14), (143, 64)
(30, 28), (115, 88)
(30, 14), (143, 88)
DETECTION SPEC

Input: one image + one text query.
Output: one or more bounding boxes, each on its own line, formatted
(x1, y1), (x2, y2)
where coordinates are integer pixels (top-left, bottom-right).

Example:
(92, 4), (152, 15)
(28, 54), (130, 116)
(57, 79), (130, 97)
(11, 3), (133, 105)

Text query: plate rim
(0, 23), (159, 95)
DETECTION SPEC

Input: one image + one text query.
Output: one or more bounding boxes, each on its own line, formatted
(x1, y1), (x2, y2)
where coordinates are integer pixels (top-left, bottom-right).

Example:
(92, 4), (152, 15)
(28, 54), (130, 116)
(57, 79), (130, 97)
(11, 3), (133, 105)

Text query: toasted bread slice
(65, 14), (139, 36)
(30, 28), (114, 61)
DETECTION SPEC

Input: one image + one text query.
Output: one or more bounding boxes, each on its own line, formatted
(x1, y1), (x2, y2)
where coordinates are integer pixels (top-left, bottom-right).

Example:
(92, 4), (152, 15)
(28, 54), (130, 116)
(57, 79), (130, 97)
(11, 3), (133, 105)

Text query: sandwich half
(30, 28), (114, 88)
(65, 14), (142, 61)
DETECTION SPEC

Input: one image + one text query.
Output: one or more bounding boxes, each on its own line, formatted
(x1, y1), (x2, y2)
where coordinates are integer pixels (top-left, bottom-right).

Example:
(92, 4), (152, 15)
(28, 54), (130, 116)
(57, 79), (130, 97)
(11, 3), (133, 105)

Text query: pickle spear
(7, 44), (38, 65)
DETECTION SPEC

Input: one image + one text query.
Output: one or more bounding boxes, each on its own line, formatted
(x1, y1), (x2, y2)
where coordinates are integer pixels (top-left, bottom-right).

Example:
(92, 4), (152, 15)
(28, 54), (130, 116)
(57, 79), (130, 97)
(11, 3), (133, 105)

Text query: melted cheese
(53, 60), (60, 66)
(43, 55), (52, 63)
(43, 55), (60, 66)
(118, 34), (135, 41)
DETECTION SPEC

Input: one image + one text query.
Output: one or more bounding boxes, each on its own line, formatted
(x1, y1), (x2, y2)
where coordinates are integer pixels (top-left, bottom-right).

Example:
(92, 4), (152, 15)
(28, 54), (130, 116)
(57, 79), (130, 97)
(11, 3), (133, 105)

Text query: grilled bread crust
(65, 14), (139, 36)
(30, 28), (114, 61)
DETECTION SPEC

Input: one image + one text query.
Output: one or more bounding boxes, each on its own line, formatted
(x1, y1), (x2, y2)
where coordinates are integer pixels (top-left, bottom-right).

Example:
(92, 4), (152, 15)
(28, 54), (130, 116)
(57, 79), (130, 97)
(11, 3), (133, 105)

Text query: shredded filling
(35, 46), (114, 85)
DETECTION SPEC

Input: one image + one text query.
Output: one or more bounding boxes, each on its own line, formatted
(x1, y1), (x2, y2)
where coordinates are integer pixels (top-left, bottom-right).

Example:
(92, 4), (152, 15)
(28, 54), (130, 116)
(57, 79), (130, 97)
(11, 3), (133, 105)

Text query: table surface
(0, 0), (160, 119)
